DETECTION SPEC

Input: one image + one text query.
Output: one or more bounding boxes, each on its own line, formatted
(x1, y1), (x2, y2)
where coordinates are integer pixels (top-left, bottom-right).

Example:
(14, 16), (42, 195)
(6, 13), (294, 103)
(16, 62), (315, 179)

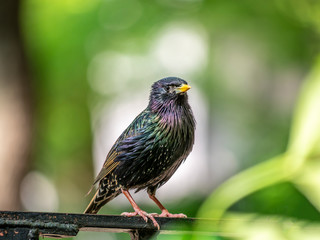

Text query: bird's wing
(92, 109), (153, 185)
(92, 150), (120, 185)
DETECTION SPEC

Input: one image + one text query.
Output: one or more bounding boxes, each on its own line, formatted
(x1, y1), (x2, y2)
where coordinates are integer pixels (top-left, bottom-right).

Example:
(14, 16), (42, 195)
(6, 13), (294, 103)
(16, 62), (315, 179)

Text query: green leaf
(197, 155), (289, 221)
(287, 56), (320, 169)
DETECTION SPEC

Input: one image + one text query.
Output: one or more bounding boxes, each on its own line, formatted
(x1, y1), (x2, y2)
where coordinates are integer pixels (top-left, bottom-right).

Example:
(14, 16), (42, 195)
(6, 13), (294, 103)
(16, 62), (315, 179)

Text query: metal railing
(0, 211), (218, 240)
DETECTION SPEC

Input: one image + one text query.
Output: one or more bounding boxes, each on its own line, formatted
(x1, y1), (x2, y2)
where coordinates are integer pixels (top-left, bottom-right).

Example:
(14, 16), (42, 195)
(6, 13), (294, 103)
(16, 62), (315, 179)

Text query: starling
(84, 77), (196, 229)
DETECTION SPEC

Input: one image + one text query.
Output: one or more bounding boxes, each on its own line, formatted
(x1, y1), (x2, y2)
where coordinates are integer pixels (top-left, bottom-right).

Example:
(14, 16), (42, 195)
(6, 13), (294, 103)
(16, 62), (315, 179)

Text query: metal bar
(0, 228), (39, 240)
(0, 211), (218, 239)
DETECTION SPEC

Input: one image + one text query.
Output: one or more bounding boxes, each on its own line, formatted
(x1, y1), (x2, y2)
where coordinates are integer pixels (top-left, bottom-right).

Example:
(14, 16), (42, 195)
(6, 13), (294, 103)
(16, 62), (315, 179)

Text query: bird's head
(149, 77), (191, 111)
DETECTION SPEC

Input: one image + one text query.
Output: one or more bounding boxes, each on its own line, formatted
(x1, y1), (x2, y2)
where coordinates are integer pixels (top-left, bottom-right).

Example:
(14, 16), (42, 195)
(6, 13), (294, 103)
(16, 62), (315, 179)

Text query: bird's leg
(121, 189), (160, 229)
(148, 193), (187, 218)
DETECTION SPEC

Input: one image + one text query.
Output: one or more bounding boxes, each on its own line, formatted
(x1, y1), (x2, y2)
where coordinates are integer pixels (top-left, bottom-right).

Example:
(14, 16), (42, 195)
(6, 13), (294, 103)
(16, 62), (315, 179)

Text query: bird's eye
(164, 85), (172, 93)
(163, 84), (178, 93)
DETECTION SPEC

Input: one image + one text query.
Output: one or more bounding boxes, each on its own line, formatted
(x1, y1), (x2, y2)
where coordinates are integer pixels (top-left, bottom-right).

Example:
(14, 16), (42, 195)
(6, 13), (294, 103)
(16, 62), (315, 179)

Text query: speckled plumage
(84, 77), (195, 227)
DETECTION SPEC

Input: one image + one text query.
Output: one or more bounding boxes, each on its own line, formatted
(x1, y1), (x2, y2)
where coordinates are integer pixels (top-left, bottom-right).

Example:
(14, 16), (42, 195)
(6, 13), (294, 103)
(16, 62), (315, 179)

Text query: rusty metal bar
(0, 211), (217, 239)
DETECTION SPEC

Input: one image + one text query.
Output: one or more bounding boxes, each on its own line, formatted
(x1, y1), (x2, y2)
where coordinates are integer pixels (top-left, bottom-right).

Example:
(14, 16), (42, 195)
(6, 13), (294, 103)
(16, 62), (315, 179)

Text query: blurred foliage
(196, 55), (320, 225)
(194, 1), (320, 238)
(19, 0), (320, 239)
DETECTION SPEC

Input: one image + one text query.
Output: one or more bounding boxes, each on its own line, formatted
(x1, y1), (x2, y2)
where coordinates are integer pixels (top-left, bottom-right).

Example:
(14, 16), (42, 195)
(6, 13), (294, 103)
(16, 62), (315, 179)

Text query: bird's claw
(151, 210), (187, 218)
(121, 211), (147, 221)
(121, 210), (160, 230)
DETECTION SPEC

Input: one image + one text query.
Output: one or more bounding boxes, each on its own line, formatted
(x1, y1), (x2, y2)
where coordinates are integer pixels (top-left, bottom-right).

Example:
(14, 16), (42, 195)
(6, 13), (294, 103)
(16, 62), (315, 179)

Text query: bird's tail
(84, 178), (121, 214)
(84, 189), (100, 214)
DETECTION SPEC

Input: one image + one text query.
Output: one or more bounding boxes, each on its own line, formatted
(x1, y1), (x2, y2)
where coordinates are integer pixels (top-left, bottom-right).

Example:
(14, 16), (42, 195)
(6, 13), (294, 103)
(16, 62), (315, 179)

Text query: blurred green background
(1, 0), (320, 239)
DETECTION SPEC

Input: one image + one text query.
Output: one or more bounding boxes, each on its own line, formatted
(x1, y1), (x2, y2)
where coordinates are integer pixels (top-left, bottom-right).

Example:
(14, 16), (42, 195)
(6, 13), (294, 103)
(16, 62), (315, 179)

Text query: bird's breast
(115, 104), (195, 189)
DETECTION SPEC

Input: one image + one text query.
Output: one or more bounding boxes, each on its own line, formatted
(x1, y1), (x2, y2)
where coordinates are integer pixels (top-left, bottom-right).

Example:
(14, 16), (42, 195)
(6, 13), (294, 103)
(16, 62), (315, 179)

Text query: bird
(84, 77), (196, 229)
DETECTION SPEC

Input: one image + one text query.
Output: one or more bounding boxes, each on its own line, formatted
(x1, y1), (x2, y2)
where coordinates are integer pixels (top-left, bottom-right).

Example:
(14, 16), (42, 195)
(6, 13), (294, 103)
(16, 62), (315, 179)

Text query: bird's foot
(121, 210), (160, 230)
(151, 209), (187, 218)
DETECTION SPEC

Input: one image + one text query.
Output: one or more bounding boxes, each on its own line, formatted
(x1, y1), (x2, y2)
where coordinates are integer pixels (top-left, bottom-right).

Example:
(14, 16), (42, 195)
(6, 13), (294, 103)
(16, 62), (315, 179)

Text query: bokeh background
(1, 0), (320, 239)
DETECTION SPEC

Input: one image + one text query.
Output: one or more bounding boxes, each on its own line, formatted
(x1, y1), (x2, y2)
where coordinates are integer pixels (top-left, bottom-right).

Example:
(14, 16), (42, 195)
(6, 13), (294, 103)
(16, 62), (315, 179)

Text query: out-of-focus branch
(0, 0), (33, 210)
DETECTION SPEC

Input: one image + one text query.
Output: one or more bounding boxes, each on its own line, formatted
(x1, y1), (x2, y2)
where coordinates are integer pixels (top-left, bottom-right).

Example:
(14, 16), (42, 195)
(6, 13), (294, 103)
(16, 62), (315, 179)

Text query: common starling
(84, 77), (196, 229)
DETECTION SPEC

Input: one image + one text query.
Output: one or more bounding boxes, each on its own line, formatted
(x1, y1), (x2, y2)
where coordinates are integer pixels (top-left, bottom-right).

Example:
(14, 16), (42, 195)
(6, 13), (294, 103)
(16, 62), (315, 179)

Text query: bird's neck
(151, 98), (191, 128)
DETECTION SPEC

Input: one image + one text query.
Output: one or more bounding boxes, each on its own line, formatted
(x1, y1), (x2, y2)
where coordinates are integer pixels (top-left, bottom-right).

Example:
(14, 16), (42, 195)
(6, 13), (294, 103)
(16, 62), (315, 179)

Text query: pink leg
(148, 194), (187, 218)
(121, 189), (160, 230)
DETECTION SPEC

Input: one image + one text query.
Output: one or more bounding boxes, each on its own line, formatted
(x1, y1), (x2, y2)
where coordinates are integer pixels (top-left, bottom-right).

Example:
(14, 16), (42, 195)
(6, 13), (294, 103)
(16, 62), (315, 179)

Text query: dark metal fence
(0, 211), (217, 240)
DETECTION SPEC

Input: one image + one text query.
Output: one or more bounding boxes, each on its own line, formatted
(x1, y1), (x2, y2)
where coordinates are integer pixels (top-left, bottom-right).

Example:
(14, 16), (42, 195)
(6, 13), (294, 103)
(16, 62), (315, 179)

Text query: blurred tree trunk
(0, 0), (33, 210)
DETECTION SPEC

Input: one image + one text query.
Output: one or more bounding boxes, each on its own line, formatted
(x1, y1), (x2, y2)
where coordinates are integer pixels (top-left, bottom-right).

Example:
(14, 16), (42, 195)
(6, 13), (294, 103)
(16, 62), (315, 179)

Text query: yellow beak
(177, 84), (191, 93)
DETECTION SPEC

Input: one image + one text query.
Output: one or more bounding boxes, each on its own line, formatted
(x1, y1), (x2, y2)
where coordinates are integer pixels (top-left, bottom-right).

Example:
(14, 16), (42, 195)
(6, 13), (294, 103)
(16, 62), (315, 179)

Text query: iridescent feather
(84, 77), (195, 219)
